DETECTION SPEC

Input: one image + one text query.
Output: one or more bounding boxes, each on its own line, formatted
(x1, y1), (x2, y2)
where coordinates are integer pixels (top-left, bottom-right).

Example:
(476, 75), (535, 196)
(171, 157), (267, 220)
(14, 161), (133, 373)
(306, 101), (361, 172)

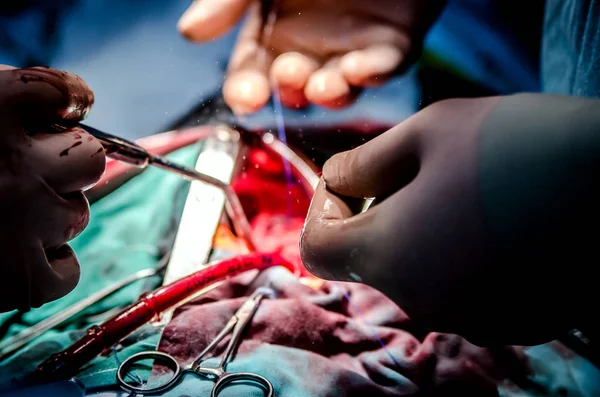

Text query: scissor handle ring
(212, 371), (274, 397)
(117, 351), (181, 394)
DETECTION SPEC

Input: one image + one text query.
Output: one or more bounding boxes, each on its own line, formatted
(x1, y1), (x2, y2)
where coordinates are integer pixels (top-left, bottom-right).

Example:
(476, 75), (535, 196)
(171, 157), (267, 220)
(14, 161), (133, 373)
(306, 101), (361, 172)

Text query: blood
(59, 141), (82, 157)
(228, 125), (388, 274)
(36, 253), (295, 379)
(231, 146), (312, 276)
(17, 75), (42, 83)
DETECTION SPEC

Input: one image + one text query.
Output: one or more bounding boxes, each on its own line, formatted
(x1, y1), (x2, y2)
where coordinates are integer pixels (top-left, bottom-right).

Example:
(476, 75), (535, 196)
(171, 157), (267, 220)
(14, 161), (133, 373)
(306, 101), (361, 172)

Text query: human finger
(13, 173), (91, 248)
(270, 52), (320, 109)
(340, 43), (404, 87)
(27, 126), (106, 194)
(223, 2), (273, 115)
(37, 190), (91, 249)
(304, 58), (358, 109)
(322, 120), (420, 199)
(300, 180), (377, 282)
(178, 0), (253, 41)
(33, 244), (81, 308)
(0, 243), (80, 312)
(0, 67), (93, 124)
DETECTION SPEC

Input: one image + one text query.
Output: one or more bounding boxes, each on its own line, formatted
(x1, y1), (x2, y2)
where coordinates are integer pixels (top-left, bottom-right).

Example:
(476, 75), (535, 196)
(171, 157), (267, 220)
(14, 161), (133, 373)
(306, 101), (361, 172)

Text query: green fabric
(0, 143), (203, 390)
(1, 135), (599, 395)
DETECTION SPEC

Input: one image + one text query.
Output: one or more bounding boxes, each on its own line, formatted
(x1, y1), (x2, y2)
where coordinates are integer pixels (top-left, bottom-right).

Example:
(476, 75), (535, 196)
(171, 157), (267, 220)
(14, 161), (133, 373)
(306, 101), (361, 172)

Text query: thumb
(0, 66), (93, 121)
(322, 121), (420, 199)
(178, 0), (253, 41)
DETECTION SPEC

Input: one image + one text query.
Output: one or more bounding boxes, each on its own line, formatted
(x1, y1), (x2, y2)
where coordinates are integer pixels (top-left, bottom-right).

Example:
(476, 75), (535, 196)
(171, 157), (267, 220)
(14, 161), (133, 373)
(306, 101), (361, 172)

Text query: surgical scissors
(116, 287), (275, 396)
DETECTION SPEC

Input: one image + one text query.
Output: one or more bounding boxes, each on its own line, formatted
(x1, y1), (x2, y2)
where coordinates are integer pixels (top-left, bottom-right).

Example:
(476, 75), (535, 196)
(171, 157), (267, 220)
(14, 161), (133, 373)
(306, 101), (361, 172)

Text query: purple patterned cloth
(155, 267), (533, 396)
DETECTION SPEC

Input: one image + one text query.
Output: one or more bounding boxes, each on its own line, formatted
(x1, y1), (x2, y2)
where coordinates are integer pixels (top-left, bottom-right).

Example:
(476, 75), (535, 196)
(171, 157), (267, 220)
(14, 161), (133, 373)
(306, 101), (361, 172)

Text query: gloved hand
(178, 0), (445, 114)
(301, 94), (600, 346)
(0, 66), (106, 312)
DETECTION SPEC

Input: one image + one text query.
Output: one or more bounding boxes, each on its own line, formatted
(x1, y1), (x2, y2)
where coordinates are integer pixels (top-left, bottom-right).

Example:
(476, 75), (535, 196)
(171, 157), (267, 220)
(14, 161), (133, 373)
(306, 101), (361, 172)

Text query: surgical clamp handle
(116, 288), (274, 396)
(192, 288), (268, 370)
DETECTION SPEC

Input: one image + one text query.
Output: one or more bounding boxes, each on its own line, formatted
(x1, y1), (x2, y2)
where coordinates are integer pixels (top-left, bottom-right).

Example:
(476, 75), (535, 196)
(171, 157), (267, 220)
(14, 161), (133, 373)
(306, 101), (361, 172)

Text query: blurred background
(0, 0), (544, 139)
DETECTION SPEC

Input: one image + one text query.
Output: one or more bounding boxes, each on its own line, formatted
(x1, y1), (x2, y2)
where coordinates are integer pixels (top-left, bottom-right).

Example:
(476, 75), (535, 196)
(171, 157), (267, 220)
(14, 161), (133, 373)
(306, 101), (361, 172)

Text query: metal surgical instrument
(53, 123), (255, 250)
(0, 253), (169, 362)
(116, 287), (275, 396)
(36, 253), (295, 379)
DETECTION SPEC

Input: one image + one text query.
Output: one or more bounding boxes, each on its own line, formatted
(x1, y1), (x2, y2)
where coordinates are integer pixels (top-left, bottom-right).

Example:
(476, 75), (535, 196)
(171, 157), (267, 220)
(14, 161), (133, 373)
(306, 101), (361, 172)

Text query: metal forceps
(117, 287), (275, 396)
(53, 123), (255, 249)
